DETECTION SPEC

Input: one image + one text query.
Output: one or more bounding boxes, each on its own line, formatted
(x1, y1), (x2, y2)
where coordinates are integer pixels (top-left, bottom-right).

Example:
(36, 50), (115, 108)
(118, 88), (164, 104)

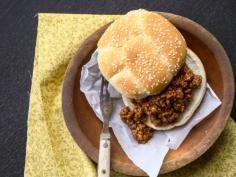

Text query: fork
(98, 77), (113, 177)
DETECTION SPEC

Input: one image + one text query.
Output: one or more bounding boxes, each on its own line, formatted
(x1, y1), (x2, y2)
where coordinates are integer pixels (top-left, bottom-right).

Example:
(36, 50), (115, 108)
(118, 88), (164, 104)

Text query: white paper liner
(80, 50), (221, 177)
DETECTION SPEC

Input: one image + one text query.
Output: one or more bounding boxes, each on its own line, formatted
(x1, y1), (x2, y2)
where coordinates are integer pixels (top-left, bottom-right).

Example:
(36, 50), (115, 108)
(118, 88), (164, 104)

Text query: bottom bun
(122, 48), (207, 130)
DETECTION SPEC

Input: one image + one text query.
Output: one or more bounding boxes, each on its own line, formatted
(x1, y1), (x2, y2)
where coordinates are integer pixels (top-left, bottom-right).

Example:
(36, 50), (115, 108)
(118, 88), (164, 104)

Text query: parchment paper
(80, 50), (221, 177)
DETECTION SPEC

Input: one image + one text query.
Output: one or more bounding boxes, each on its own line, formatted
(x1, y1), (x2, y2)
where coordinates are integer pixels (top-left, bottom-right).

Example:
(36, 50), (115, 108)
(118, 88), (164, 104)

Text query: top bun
(97, 9), (187, 99)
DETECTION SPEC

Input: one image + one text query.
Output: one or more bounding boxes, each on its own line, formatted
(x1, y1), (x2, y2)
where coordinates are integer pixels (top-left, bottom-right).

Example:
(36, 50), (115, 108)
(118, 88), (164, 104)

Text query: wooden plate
(62, 12), (234, 176)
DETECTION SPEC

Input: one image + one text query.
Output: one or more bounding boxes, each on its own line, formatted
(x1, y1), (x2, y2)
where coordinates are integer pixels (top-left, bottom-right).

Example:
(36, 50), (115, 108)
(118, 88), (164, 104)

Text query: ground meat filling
(120, 65), (202, 144)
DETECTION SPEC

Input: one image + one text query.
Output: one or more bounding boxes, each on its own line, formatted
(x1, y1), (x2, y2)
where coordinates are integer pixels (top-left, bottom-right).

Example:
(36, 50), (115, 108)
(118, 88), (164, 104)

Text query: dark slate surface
(0, 1), (235, 176)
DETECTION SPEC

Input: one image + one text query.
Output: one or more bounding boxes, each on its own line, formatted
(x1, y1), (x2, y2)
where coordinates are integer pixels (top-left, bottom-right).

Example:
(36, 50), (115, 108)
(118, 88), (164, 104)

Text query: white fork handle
(97, 136), (110, 177)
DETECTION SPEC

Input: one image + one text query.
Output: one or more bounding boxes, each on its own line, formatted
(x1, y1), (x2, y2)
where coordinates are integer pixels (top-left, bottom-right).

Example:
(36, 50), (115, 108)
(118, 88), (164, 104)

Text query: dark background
(0, 0), (235, 176)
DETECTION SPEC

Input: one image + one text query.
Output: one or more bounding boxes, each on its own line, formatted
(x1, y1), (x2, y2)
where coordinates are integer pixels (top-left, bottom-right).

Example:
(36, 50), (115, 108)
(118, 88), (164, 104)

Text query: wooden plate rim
(62, 12), (235, 176)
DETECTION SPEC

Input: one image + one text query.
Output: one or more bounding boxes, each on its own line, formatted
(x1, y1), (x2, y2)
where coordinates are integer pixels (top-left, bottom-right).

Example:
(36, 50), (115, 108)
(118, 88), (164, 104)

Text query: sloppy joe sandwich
(97, 9), (207, 143)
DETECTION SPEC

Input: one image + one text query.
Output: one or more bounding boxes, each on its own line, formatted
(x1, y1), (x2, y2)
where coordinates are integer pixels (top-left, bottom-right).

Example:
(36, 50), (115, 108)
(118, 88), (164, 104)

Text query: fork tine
(100, 77), (110, 100)
(104, 80), (109, 99)
(100, 77), (104, 97)
(103, 77), (108, 89)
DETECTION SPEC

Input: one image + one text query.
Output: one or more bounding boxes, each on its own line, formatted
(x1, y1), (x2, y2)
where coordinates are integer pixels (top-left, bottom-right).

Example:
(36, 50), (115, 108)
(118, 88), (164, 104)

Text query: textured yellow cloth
(25, 14), (236, 177)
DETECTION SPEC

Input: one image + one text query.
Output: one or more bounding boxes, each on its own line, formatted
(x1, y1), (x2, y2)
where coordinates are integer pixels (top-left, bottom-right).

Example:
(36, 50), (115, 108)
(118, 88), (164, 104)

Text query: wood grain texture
(62, 13), (234, 176)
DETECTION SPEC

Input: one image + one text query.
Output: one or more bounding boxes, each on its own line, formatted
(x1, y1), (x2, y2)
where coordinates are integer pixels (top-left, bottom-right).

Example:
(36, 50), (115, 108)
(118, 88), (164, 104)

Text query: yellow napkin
(25, 13), (236, 177)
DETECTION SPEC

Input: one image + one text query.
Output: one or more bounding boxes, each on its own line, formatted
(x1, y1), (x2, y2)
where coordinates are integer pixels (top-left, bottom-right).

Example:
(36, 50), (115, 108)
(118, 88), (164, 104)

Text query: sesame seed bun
(123, 48), (207, 130)
(97, 9), (187, 99)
